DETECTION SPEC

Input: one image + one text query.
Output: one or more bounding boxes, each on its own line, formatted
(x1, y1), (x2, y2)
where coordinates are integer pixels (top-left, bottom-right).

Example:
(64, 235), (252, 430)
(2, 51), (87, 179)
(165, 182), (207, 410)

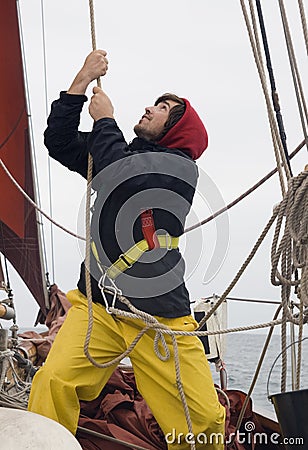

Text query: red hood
(158, 98), (208, 160)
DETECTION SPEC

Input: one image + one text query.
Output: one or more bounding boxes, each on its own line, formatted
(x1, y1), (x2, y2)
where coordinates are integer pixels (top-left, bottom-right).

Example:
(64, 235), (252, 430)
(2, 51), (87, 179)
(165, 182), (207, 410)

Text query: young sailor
(28, 50), (225, 449)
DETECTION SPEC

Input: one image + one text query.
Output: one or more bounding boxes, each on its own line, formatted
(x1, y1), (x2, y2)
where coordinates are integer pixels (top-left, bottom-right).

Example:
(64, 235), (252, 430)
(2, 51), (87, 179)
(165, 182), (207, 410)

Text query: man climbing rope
(28, 50), (225, 449)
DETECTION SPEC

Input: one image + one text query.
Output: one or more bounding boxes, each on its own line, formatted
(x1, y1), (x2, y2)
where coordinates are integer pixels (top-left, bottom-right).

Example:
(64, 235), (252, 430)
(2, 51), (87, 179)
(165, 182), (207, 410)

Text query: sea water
(212, 333), (308, 418)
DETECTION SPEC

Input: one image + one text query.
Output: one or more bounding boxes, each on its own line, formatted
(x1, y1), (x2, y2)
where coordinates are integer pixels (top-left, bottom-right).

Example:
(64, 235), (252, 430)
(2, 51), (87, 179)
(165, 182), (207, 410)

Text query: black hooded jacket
(44, 92), (205, 318)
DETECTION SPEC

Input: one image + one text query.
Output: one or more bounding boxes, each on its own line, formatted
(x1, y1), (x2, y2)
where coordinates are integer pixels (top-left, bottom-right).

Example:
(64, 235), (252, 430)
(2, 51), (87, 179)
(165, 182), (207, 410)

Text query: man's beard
(134, 123), (163, 143)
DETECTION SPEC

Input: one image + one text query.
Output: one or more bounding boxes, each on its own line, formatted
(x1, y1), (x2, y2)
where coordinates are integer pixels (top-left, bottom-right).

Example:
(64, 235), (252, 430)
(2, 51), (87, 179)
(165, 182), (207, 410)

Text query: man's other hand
(89, 86), (114, 121)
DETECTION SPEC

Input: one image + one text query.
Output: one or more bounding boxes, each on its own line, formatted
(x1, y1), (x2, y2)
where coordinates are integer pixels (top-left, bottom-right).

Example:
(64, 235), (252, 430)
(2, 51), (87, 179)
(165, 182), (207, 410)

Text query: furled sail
(0, 0), (49, 317)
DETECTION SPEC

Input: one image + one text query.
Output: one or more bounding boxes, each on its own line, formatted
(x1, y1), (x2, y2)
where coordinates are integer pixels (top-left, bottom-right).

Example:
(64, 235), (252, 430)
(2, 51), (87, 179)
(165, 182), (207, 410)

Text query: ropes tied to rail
(0, 349), (31, 410)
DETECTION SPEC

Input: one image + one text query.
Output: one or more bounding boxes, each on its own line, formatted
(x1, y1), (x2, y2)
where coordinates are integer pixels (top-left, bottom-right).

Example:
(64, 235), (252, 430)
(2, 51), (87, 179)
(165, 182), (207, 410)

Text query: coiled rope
(271, 168), (308, 391)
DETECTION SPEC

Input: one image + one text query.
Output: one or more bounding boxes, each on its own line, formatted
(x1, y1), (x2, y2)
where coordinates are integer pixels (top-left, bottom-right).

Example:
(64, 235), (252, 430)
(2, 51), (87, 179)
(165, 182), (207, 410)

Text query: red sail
(0, 0), (48, 318)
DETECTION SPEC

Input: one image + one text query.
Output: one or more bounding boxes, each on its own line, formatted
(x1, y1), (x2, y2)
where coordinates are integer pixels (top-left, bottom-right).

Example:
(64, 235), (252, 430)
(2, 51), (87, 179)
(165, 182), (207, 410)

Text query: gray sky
(2, 0), (307, 331)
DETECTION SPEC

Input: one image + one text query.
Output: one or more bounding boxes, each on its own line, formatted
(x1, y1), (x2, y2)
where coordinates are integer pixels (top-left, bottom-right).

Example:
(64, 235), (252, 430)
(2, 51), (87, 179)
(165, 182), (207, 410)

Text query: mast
(0, 0), (49, 320)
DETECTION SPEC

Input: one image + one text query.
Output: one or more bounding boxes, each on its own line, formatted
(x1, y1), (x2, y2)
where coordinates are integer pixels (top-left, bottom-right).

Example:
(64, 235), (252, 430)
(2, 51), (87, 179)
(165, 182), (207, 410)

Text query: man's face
(134, 99), (179, 142)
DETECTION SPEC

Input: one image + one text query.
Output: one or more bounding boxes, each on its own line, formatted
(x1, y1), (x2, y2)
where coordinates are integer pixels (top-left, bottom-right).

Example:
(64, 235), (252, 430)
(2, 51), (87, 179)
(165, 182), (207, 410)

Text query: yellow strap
(91, 235), (179, 280)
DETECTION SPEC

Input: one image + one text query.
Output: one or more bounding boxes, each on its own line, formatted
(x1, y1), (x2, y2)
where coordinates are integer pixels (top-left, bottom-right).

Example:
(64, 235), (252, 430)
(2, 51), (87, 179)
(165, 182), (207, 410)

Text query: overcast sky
(2, 0), (307, 333)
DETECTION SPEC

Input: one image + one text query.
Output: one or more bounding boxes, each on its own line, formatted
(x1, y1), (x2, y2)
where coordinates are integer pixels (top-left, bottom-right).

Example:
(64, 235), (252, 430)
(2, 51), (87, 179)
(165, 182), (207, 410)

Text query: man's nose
(145, 106), (154, 114)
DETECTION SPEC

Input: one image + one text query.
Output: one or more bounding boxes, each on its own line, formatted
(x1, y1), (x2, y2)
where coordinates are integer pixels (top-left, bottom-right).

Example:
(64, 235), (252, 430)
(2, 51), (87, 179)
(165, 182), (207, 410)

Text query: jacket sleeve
(44, 92), (90, 179)
(88, 117), (130, 171)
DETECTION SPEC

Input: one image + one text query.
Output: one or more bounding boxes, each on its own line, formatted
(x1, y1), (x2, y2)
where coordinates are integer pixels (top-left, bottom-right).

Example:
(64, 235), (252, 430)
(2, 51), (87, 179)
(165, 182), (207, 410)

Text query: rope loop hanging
(271, 169), (308, 309)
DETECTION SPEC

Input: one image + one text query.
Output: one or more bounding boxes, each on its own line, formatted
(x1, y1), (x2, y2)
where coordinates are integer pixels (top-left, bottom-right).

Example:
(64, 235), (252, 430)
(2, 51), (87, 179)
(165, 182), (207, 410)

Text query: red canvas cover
(0, 0), (48, 317)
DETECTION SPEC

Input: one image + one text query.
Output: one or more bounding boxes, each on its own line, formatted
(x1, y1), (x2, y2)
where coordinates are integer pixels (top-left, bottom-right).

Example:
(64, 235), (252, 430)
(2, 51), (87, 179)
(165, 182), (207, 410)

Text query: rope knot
(153, 330), (170, 361)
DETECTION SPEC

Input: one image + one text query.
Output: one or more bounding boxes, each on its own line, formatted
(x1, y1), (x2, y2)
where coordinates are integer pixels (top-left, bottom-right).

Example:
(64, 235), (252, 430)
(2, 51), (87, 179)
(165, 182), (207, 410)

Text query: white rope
(271, 169), (308, 391)
(298, 0), (308, 56)
(240, 0), (291, 196)
(279, 0), (308, 152)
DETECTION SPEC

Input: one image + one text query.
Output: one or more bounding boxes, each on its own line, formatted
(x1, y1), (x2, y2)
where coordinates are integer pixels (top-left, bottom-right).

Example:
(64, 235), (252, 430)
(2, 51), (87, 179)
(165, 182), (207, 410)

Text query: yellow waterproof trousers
(28, 290), (225, 449)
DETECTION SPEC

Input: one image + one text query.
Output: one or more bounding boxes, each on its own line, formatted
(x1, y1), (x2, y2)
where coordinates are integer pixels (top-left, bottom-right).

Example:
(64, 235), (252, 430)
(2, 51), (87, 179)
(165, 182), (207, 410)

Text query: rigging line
(0, 107), (25, 151)
(40, 0), (55, 284)
(266, 336), (308, 398)
(197, 207), (279, 330)
(247, 0), (291, 184)
(77, 426), (150, 450)
(298, 0), (308, 55)
(247, 0), (292, 185)
(255, 0), (293, 176)
(225, 296), (281, 305)
(83, 0), (102, 368)
(0, 137), (304, 242)
(0, 255), (5, 290)
(278, 0), (308, 152)
(3, 256), (11, 292)
(16, 1), (50, 283)
(0, 221), (11, 291)
(184, 138), (305, 234)
(241, 0), (290, 195)
(0, 159), (85, 242)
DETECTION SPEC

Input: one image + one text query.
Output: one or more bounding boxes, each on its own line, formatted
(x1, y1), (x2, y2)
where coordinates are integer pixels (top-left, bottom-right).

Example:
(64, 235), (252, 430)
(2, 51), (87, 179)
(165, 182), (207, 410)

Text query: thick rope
(172, 334), (195, 448)
(247, 0), (290, 186)
(279, 0), (308, 152)
(83, 0), (101, 367)
(270, 169), (308, 391)
(255, 0), (292, 175)
(271, 171), (308, 305)
(298, 0), (308, 55)
(240, 0), (291, 196)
